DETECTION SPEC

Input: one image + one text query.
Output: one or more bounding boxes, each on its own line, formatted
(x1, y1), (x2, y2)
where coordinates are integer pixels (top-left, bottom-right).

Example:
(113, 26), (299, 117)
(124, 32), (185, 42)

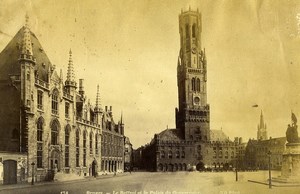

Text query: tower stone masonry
(176, 9), (210, 143)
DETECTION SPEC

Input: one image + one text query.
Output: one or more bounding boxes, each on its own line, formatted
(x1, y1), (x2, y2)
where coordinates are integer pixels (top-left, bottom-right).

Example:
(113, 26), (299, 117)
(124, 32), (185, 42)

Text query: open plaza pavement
(0, 171), (299, 194)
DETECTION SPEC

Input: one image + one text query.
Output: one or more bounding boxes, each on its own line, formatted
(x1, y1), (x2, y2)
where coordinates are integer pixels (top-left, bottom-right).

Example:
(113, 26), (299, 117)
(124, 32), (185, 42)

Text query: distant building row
(133, 110), (286, 172)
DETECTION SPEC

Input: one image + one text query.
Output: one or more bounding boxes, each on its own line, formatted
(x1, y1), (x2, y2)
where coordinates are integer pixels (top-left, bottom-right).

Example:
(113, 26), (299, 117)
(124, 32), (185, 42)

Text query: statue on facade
(286, 112), (300, 143)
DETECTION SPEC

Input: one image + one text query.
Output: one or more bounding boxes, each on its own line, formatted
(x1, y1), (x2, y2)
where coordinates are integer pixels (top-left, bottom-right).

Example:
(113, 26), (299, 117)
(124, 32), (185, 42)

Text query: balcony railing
(76, 116), (101, 128)
(35, 78), (49, 89)
(63, 91), (73, 101)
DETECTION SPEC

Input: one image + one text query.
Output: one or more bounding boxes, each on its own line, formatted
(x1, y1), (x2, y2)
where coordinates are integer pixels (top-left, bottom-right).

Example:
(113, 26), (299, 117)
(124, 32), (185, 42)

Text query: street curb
(0, 173), (129, 192)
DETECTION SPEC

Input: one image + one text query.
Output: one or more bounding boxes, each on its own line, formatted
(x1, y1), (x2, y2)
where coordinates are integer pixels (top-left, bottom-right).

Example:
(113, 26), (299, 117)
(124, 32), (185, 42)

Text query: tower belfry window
(196, 78), (200, 92)
(185, 24), (189, 38)
(192, 24), (196, 38)
(192, 78), (195, 91)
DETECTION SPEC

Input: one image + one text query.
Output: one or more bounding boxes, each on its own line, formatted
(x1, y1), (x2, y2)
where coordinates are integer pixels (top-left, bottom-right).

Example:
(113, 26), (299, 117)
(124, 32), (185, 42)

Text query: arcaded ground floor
(1, 171), (299, 194)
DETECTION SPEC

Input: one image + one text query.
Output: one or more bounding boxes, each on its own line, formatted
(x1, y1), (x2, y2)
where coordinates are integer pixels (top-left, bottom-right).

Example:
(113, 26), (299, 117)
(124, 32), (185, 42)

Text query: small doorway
(92, 159), (97, 177)
(3, 160), (17, 184)
(49, 149), (60, 173)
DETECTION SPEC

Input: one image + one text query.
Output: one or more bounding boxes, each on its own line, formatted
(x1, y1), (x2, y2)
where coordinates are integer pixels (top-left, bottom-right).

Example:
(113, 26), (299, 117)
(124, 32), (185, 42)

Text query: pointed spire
(65, 49), (76, 88)
(95, 84), (101, 109)
(20, 13), (34, 62)
(259, 110), (264, 128)
(67, 49), (74, 81)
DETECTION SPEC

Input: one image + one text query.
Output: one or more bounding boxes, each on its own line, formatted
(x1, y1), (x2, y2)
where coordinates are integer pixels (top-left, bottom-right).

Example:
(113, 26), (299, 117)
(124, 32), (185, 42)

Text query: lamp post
(267, 151), (272, 189)
(235, 161), (238, 181)
(31, 162), (35, 185)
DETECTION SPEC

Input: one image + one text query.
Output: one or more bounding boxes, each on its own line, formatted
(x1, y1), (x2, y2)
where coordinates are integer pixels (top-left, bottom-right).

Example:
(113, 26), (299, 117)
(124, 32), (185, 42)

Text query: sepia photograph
(0, 0), (300, 193)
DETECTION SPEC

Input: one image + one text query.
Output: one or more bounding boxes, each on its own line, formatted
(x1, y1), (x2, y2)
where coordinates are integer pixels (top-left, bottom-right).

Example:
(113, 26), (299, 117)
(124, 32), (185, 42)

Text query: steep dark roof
(210, 130), (229, 141)
(0, 26), (52, 82)
(157, 128), (183, 141)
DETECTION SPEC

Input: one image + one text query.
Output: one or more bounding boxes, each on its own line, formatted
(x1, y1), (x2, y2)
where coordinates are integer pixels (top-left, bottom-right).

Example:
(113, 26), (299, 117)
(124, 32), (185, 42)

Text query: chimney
(79, 79), (84, 95)
(239, 137), (243, 144)
(105, 106), (107, 112)
(109, 106), (112, 116)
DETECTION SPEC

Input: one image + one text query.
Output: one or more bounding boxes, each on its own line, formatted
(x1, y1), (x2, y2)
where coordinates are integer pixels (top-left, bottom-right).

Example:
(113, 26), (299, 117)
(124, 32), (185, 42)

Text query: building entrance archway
(49, 147), (61, 173)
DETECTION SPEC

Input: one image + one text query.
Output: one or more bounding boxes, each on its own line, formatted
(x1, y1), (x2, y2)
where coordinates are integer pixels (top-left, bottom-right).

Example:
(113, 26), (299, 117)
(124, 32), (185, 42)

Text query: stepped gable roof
(157, 128), (183, 141)
(210, 130), (229, 142)
(0, 27), (53, 82)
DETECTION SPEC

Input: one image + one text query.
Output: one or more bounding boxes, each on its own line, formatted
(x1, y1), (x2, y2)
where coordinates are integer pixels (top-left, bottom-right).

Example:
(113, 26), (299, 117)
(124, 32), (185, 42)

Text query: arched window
(168, 151), (173, 159)
(192, 24), (196, 38)
(37, 118), (43, 142)
(219, 150), (223, 158)
(185, 24), (189, 38)
(196, 78), (200, 92)
(181, 151), (185, 158)
(51, 120), (59, 145)
(83, 131), (87, 167)
(161, 151), (165, 159)
(95, 134), (98, 155)
(176, 151), (180, 158)
(76, 129), (80, 167)
(51, 89), (59, 114)
(191, 78), (195, 91)
(225, 151), (229, 159)
(65, 125), (70, 167)
(37, 117), (44, 168)
(90, 132), (93, 154)
(83, 131), (87, 148)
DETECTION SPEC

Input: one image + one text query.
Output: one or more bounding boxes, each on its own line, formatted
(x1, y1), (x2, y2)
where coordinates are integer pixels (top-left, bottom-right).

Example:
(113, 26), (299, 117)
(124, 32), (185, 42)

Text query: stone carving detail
(286, 113), (300, 143)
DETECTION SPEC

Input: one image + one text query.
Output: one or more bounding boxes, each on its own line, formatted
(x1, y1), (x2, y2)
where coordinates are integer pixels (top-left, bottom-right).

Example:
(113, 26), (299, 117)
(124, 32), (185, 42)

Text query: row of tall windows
(37, 89), (70, 119)
(160, 151), (185, 159)
(36, 118), (99, 168)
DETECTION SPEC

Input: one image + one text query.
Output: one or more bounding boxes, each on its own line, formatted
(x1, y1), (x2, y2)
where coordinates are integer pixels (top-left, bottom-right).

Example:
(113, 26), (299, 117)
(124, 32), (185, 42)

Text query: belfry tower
(257, 110), (267, 140)
(175, 8), (210, 142)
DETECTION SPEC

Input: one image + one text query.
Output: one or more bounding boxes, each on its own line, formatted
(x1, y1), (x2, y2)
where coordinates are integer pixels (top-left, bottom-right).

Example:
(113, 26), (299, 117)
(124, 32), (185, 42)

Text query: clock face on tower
(194, 96), (200, 105)
(192, 47), (197, 54)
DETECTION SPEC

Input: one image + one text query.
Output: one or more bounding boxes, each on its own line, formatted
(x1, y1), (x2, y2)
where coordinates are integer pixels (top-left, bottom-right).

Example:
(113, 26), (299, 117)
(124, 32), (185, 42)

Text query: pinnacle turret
(65, 49), (76, 88)
(19, 14), (35, 63)
(95, 84), (102, 113)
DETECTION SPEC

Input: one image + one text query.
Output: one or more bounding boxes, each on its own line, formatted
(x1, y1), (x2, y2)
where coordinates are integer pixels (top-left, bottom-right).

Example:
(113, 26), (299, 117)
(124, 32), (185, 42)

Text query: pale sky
(1, 0), (300, 148)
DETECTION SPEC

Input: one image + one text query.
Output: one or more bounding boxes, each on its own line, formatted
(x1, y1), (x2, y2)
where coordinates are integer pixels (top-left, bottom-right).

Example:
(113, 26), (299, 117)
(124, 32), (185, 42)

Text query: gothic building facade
(101, 108), (124, 174)
(0, 16), (124, 184)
